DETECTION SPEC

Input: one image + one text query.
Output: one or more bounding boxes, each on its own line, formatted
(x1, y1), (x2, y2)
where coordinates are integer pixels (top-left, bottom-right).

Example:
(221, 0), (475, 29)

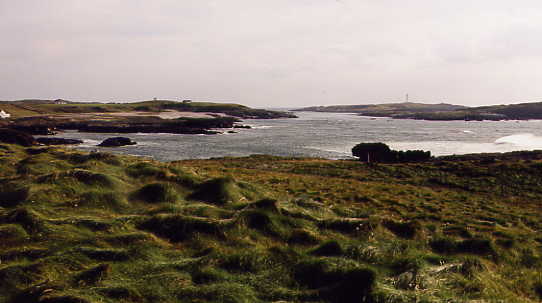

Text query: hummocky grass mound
(132, 182), (179, 204)
(188, 177), (259, 205)
(0, 145), (541, 302)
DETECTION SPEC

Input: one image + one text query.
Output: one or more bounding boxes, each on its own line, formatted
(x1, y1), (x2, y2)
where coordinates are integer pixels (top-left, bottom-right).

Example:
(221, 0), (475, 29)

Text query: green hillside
(0, 100), (296, 119)
(0, 145), (541, 302)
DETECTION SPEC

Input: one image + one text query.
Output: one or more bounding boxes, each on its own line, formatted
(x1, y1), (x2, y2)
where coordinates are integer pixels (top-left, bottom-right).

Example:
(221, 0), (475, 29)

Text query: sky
(1, 0), (542, 107)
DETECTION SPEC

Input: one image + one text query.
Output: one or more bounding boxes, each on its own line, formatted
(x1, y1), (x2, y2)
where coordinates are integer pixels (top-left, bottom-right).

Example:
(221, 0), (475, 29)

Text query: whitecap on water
(494, 133), (542, 148)
(78, 139), (101, 148)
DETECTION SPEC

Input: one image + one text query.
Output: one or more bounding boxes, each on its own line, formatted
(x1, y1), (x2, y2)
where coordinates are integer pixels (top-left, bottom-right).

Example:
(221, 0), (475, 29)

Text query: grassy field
(0, 145), (541, 302)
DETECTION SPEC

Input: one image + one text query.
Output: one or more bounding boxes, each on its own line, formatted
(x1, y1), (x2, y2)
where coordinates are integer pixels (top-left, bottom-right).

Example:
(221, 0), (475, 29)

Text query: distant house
(182, 100), (192, 103)
(54, 99), (68, 104)
(0, 110), (11, 119)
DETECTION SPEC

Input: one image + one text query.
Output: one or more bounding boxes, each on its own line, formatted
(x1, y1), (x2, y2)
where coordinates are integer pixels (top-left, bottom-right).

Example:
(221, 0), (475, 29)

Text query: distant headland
(295, 101), (542, 121)
(0, 99), (297, 136)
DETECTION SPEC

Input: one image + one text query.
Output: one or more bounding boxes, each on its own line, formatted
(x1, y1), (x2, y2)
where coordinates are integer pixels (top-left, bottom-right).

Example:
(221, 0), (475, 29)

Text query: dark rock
(233, 124), (252, 129)
(36, 137), (83, 145)
(98, 137), (136, 147)
(227, 131), (237, 134)
(0, 128), (36, 146)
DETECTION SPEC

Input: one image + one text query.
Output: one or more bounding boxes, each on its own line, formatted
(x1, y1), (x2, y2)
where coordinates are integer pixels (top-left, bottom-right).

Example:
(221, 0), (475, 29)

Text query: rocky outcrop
(98, 137), (137, 147)
(0, 128), (36, 146)
(36, 138), (83, 145)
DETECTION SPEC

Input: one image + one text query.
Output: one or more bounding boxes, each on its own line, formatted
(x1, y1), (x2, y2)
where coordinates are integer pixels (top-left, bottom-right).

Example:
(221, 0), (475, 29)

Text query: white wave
(77, 139), (101, 148)
(462, 130), (474, 133)
(494, 133), (542, 148)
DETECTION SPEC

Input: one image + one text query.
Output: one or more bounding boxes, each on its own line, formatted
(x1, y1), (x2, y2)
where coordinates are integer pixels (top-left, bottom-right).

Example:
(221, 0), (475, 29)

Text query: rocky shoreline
(3, 115), (248, 136)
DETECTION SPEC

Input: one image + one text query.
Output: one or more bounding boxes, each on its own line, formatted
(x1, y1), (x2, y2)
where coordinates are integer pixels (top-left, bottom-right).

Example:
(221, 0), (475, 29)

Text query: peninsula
(296, 101), (542, 121)
(0, 99), (297, 136)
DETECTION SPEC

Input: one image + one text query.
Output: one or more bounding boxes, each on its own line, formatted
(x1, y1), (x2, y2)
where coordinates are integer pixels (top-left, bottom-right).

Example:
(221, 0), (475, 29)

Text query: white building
(0, 110), (11, 119)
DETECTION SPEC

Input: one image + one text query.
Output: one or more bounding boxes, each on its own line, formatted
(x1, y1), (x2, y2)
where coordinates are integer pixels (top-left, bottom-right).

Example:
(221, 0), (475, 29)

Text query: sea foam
(494, 133), (542, 148)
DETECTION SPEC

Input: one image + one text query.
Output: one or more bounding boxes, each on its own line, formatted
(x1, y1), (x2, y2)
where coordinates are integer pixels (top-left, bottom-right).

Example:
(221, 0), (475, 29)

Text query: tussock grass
(0, 183), (30, 207)
(0, 145), (541, 302)
(132, 182), (179, 204)
(137, 214), (223, 242)
(188, 177), (253, 205)
(77, 247), (130, 261)
(74, 263), (110, 286)
(0, 224), (28, 244)
(78, 191), (127, 211)
(1, 207), (48, 234)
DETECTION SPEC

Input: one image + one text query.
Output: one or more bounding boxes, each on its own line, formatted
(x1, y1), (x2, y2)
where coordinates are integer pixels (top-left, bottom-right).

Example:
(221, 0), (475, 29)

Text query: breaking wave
(494, 133), (542, 148)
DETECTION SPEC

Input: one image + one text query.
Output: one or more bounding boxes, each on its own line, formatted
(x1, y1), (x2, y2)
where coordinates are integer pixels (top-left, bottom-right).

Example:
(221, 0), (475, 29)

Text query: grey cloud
(1, 0), (542, 106)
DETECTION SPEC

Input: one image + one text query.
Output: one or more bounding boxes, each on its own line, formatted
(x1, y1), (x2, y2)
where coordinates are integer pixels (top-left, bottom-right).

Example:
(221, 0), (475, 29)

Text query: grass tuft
(188, 177), (243, 205)
(309, 240), (344, 256)
(77, 247), (130, 261)
(0, 184), (30, 208)
(74, 263), (111, 286)
(383, 219), (420, 239)
(132, 183), (179, 204)
(2, 207), (47, 234)
(137, 214), (222, 242)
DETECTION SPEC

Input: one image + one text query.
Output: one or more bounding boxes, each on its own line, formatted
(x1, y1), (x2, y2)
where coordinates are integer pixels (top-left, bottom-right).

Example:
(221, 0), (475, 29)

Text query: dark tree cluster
(352, 142), (431, 163)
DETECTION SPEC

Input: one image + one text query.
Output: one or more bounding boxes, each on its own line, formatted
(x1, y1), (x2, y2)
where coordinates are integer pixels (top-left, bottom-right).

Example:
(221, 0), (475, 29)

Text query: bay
(47, 111), (542, 161)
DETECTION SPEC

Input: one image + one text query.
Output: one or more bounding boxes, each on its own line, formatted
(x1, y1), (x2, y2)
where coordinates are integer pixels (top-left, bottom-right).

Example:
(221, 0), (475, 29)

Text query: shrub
(351, 142), (431, 163)
(352, 143), (393, 163)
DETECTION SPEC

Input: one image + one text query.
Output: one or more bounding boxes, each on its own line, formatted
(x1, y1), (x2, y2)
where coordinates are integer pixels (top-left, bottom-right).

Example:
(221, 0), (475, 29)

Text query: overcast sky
(1, 1), (542, 107)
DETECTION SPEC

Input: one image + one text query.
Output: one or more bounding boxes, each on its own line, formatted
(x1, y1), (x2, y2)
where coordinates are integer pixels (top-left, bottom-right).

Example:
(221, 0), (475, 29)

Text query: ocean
(47, 111), (542, 161)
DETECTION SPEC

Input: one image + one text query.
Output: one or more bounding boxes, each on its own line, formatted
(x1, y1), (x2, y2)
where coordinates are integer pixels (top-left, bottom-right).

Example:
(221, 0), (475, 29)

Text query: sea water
(46, 111), (542, 161)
